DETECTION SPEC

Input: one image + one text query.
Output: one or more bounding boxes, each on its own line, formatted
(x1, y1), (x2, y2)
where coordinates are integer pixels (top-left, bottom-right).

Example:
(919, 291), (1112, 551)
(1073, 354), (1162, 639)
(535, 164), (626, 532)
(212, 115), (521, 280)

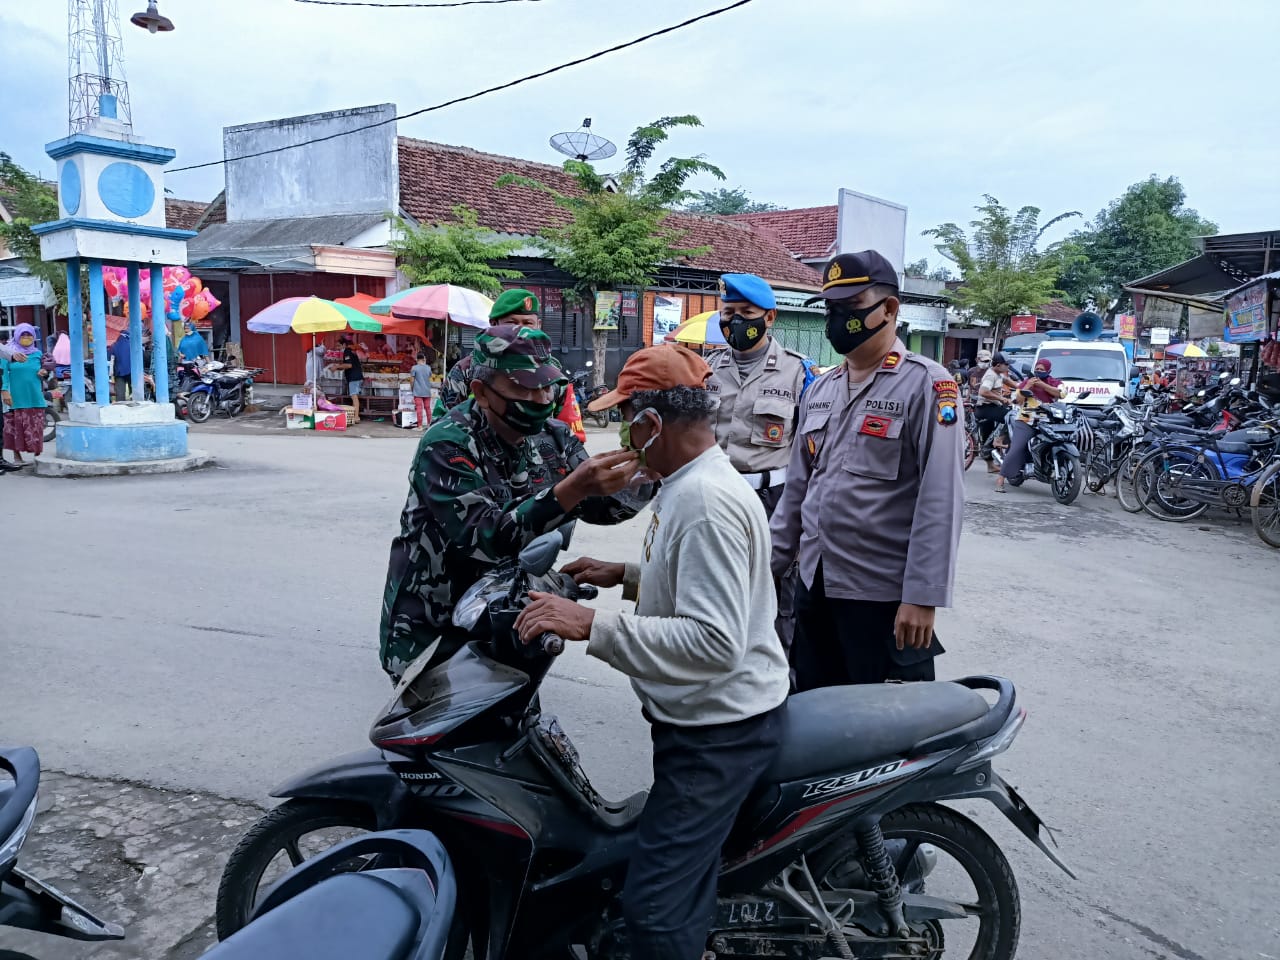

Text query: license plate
(716, 899), (778, 927)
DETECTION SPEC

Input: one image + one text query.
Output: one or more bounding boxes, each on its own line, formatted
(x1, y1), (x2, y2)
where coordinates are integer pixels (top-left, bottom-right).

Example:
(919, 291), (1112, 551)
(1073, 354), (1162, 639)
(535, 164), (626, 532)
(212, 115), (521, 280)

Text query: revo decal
(802, 760), (908, 799)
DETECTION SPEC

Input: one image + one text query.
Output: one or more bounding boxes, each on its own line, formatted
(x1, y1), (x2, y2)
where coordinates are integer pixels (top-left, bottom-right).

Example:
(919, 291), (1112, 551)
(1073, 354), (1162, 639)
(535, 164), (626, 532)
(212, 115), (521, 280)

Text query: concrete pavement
(1, 425), (1277, 959)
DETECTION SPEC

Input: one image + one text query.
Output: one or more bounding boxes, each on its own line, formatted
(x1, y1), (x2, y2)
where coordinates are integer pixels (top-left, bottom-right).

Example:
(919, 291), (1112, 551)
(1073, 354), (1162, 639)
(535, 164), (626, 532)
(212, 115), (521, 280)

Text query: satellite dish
(550, 118), (616, 162)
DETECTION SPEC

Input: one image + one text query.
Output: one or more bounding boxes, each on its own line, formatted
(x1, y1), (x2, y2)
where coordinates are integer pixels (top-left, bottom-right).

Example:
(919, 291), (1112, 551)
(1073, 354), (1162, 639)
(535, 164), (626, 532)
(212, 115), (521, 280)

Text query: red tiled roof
(397, 138), (820, 290)
(165, 198), (209, 231)
(1038, 299), (1080, 323)
(728, 205), (838, 260)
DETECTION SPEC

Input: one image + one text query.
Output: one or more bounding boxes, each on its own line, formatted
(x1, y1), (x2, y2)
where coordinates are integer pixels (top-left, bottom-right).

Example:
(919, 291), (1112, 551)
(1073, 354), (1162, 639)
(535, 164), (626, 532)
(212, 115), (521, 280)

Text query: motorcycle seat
(767, 683), (990, 783)
(203, 872), (424, 960)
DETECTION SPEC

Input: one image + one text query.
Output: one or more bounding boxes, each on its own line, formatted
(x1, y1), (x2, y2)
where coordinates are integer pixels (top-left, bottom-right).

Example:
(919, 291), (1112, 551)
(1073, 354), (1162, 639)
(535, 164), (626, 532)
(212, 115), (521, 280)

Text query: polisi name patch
(863, 398), (904, 417)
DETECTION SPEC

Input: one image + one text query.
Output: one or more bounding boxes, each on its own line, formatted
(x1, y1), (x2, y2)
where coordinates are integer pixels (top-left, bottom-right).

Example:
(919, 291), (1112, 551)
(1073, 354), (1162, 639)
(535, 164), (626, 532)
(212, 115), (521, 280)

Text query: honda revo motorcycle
(216, 531), (1072, 960)
(993, 397), (1091, 505)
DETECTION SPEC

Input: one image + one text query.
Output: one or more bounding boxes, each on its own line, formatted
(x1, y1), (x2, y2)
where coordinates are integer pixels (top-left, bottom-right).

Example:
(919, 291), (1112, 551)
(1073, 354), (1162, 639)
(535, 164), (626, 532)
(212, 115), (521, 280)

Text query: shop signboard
(1141, 296), (1182, 331)
(1150, 327), (1171, 345)
(652, 294), (684, 342)
(542, 287), (563, 315)
(593, 291), (620, 331)
(1010, 315), (1037, 334)
(1225, 282), (1267, 343)
(1116, 315), (1137, 340)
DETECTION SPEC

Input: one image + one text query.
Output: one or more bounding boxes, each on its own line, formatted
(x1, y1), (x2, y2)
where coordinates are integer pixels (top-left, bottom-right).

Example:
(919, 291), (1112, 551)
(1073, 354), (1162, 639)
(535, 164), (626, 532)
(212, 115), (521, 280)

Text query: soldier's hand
(555, 450), (642, 511)
(894, 603), (936, 651)
(561, 557), (626, 588)
(515, 591), (594, 643)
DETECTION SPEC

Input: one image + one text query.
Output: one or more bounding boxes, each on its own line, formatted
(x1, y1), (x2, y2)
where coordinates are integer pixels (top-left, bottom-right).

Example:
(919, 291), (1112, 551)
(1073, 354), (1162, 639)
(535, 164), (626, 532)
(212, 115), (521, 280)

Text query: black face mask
(497, 396), (557, 436)
(721, 314), (767, 352)
(824, 298), (890, 355)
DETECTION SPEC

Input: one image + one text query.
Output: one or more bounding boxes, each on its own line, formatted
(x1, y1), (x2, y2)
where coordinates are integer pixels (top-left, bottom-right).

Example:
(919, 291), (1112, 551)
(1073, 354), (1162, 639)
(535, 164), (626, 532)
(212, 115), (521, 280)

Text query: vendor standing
(1, 323), (48, 469)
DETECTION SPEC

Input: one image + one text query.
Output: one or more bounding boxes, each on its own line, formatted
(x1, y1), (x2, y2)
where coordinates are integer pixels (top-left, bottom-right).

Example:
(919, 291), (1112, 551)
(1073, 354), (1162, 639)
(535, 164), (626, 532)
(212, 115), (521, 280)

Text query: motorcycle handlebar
(538, 632), (565, 656)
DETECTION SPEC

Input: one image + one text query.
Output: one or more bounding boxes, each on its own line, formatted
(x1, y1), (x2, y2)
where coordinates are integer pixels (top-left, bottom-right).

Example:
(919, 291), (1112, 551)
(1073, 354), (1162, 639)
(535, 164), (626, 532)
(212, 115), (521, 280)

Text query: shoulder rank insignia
(881, 352), (901, 369)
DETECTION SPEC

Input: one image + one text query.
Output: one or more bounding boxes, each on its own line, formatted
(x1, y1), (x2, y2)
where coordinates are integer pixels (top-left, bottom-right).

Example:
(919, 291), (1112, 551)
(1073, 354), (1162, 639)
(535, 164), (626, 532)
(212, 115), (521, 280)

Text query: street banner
(594, 291), (620, 331)
(1116, 315), (1137, 339)
(1141, 297), (1182, 330)
(1010, 315), (1036, 333)
(1150, 327), (1171, 345)
(652, 295), (684, 341)
(1225, 283), (1267, 343)
(1187, 305), (1224, 339)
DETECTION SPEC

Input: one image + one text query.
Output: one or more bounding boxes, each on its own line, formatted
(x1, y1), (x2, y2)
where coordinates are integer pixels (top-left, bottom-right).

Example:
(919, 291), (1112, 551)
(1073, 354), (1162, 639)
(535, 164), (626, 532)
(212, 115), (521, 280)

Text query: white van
(1032, 338), (1134, 407)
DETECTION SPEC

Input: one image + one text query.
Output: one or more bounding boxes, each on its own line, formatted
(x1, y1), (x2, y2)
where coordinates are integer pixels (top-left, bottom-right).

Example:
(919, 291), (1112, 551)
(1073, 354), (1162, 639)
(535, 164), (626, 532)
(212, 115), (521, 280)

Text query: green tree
(904, 257), (953, 282)
(683, 187), (777, 215)
(924, 195), (1079, 341)
(389, 204), (525, 295)
(500, 115), (724, 381)
(1058, 175), (1217, 319)
(0, 152), (67, 309)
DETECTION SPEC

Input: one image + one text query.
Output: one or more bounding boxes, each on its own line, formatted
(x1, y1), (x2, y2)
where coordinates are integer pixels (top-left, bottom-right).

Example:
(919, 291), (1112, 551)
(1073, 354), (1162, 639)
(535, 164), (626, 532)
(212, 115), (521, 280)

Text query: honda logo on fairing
(802, 760), (908, 799)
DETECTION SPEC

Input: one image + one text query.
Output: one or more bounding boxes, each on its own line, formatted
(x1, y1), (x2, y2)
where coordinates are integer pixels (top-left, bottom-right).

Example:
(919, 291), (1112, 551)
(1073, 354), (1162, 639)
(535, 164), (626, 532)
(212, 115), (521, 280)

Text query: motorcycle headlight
(452, 574), (500, 630)
(0, 790), (39, 872)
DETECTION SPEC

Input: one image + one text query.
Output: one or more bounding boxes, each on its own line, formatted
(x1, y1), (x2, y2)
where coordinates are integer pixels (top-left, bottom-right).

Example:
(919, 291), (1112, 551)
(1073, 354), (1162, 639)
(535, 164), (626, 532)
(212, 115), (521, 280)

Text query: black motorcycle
(216, 530), (1072, 960)
(187, 361), (259, 423)
(1, 747), (124, 952)
(570, 361), (611, 429)
(202, 830), (455, 960)
(991, 395), (1089, 505)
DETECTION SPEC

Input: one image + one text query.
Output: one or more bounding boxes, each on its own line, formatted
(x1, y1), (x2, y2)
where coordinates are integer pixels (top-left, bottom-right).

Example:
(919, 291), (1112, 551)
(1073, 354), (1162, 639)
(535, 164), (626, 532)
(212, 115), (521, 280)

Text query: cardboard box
(315, 411), (348, 432)
(284, 407), (315, 430)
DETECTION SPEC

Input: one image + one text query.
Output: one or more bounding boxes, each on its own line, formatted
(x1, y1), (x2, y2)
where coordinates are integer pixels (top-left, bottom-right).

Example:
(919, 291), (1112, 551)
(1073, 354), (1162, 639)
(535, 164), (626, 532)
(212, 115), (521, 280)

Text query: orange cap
(587, 344), (712, 411)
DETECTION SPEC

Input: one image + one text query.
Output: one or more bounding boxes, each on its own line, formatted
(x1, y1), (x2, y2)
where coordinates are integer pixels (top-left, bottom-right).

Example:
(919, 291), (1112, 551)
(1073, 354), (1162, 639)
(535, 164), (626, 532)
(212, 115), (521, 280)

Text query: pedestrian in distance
(1, 323), (48, 470)
(110, 329), (132, 401)
(335, 335), (364, 419)
(410, 351), (433, 430)
(770, 250), (966, 689)
(515, 342), (789, 960)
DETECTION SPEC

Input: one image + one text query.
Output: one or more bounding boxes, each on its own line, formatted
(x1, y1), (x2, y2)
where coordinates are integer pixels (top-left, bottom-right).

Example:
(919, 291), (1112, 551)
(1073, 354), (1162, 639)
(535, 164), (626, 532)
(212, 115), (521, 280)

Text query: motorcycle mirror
(557, 521), (577, 551)
(518, 531), (564, 577)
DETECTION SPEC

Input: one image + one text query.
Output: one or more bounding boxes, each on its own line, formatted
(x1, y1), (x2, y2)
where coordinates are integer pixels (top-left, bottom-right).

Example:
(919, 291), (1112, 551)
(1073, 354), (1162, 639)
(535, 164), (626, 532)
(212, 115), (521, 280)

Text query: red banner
(1010, 315), (1037, 334)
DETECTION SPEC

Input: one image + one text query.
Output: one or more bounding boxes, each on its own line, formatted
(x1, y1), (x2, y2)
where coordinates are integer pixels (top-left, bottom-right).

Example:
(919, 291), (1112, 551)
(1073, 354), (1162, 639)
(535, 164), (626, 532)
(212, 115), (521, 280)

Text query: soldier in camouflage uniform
(380, 324), (643, 681)
(433, 288), (546, 417)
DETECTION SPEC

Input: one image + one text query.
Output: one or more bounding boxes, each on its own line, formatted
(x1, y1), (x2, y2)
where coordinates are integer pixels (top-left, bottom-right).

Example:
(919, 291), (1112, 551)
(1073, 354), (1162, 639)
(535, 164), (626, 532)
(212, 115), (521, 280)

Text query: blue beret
(719, 273), (776, 310)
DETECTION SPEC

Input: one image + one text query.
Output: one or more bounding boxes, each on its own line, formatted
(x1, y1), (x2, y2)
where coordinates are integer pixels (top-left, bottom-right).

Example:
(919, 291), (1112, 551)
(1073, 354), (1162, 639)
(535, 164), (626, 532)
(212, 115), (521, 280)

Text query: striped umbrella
(245, 296), (382, 335)
(663, 310), (727, 346)
(368, 284), (493, 330)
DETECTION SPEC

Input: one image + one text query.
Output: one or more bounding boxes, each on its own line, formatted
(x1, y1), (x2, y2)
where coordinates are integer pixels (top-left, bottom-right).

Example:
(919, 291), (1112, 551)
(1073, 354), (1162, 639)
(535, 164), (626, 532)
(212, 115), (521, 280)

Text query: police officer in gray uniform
(770, 250), (965, 689)
(706, 273), (810, 517)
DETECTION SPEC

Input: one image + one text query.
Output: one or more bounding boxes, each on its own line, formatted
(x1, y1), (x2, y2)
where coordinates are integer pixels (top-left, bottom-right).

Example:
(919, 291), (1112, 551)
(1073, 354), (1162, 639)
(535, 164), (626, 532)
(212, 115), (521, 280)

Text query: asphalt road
(2, 424), (1277, 960)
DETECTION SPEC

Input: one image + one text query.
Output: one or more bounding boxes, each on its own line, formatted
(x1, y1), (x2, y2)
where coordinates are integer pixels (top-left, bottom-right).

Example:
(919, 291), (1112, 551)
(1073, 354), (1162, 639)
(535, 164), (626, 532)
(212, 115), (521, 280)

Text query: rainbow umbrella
(1165, 342), (1207, 358)
(664, 310), (727, 346)
(245, 296), (382, 335)
(368, 284), (493, 330)
(245, 296), (383, 402)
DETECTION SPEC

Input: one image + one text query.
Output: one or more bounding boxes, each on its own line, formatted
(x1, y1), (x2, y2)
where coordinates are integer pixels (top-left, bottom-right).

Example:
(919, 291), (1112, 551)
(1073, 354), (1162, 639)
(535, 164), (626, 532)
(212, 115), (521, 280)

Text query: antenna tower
(67, 0), (133, 134)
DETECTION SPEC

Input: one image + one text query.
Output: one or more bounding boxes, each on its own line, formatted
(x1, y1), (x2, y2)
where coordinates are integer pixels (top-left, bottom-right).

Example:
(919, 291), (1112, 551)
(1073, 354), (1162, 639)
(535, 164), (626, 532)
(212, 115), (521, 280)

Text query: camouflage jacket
(379, 399), (635, 679)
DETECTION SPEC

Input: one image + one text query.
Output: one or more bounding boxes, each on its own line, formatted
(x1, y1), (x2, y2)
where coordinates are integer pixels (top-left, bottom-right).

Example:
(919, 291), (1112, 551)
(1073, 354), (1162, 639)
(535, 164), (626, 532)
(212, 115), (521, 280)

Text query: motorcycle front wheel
(215, 798), (375, 940)
(1051, 450), (1083, 505)
(821, 803), (1020, 960)
(187, 391), (213, 423)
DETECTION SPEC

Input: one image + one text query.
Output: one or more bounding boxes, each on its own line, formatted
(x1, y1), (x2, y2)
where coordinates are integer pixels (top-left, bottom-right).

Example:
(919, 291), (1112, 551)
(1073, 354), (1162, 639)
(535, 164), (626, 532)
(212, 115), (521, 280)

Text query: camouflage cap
(471, 324), (566, 389)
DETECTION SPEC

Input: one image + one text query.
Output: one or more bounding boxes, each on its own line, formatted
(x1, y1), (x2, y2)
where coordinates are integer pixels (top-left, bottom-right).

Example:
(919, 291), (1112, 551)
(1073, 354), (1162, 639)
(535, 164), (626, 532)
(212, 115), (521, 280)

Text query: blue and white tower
(32, 0), (195, 465)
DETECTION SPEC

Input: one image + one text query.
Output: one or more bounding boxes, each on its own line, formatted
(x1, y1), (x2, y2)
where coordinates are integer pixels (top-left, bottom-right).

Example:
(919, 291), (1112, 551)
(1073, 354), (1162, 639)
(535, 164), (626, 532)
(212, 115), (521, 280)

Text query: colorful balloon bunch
(101, 265), (221, 323)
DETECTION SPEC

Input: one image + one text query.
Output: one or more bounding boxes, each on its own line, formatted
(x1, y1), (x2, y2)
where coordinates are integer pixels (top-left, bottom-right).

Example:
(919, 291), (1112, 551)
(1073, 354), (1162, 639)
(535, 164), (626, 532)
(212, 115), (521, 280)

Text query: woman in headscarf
(177, 322), (210, 362)
(1, 323), (49, 469)
(995, 357), (1064, 493)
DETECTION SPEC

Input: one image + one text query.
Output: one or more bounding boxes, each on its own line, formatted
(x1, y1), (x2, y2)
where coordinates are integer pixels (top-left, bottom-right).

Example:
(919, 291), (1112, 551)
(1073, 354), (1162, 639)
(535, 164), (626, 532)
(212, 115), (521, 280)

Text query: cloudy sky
(2, 0), (1271, 265)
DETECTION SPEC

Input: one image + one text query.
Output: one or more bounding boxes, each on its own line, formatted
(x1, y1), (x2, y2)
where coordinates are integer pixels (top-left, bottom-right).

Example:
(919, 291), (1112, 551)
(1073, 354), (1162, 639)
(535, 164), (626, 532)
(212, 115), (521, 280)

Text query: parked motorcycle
(202, 829), (455, 960)
(991, 396), (1089, 505)
(1, 747), (124, 952)
(187, 361), (259, 423)
(569, 362), (613, 429)
(216, 529), (1072, 960)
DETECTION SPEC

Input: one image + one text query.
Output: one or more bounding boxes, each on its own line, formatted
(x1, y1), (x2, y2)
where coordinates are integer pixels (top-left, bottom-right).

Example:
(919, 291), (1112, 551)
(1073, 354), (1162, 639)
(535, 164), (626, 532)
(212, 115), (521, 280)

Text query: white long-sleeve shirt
(587, 444), (790, 726)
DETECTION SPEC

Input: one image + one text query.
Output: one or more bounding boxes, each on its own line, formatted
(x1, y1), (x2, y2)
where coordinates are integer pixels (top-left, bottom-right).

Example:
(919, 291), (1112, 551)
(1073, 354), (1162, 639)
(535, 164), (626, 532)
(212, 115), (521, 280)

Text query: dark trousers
(757, 482), (798, 659)
(624, 706), (784, 960)
(975, 404), (1005, 458)
(791, 566), (942, 691)
(999, 420), (1035, 480)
